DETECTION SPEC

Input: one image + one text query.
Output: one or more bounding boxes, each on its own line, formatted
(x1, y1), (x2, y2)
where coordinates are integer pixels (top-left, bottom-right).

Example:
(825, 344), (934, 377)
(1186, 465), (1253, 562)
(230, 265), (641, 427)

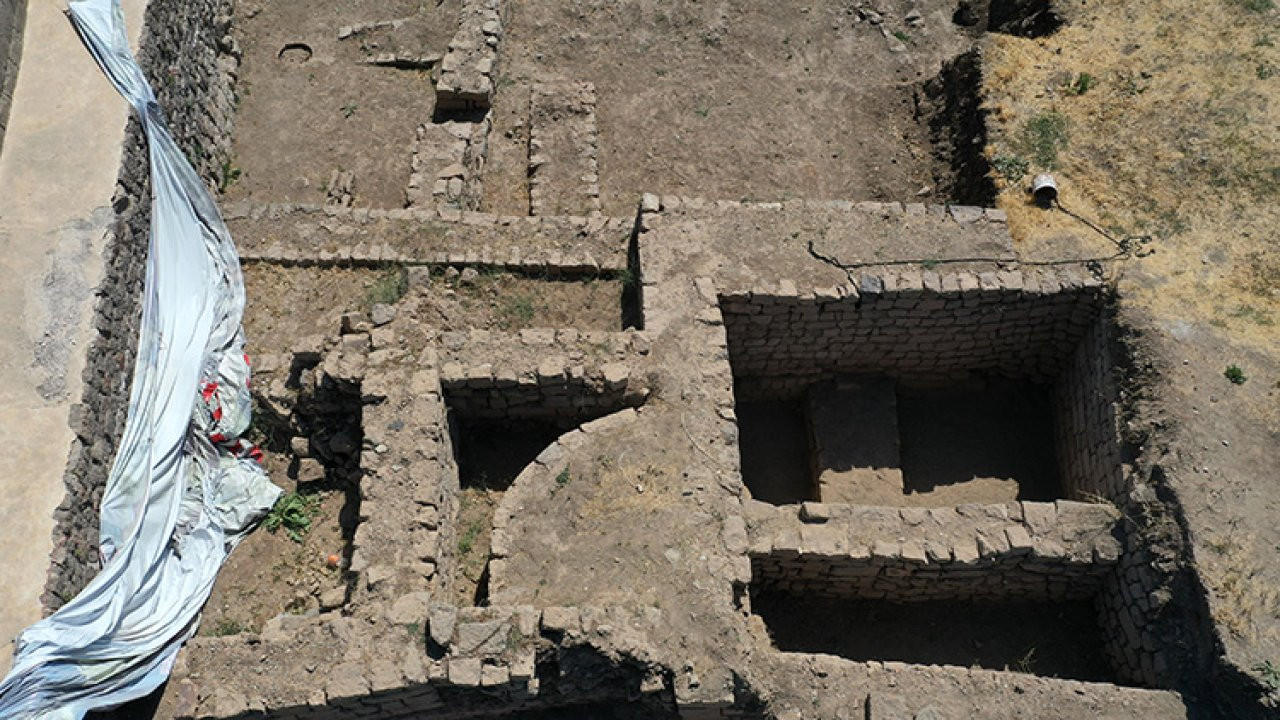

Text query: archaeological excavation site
(7, 0), (1279, 718)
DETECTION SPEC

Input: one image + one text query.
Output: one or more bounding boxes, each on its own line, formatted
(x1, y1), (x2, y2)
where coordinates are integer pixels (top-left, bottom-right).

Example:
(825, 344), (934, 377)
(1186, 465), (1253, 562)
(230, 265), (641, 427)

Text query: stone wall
(224, 202), (632, 274)
(44, 0), (240, 610)
(439, 328), (650, 421)
(1053, 312), (1128, 502)
(720, 265), (1107, 398)
(746, 499), (1121, 603)
(0, 0), (24, 154)
(435, 0), (504, 112)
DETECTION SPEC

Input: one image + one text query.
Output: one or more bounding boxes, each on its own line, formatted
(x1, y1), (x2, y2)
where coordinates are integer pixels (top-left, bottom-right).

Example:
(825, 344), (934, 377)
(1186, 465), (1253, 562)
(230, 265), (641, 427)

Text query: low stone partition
(347, 339), (463, 605)
(435, 0), (504, 111)
(438, 328), (651, 421)
(745, 499), (1122, 602)
(407, 115), (492, 210)
(45, 0), (240, 610)
(529, 80), (602, 217)
(225, 202), (632, 273)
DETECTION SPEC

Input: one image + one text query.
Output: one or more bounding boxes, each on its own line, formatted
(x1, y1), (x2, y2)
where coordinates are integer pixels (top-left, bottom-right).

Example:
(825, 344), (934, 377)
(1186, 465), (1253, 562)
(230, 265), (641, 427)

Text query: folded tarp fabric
(0, 1), (281, 717)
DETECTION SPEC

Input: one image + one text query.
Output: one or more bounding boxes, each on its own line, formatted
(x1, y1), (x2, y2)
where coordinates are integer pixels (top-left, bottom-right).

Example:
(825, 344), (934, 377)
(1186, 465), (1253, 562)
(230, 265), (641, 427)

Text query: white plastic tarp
(0, 1), (281, 717)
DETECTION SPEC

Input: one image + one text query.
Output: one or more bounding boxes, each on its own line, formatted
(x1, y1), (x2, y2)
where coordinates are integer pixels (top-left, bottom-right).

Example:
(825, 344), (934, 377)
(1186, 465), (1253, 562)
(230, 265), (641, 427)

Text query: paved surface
(0, 0), (143, 675)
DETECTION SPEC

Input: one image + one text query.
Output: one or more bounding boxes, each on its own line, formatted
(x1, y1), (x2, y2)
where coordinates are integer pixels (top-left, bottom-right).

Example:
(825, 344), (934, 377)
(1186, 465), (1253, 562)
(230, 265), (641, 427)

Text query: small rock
(293, 458), (326, 485)
(370, 303), (397, 326)
(328, 431), (359, 457)
(319, 587), (346, 610)
(459, 267), (480, 286)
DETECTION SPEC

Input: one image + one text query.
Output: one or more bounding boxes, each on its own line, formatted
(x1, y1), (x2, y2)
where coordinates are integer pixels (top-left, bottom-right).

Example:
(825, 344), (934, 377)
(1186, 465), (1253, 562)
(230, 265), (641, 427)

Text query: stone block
(447, 657), (483, 686)
(541, 606), (581, 635)
(429, 605), (457, 647)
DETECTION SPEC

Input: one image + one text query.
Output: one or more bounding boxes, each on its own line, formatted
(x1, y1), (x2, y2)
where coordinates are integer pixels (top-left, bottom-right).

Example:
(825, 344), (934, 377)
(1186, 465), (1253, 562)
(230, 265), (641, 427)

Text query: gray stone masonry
(744, 499), (1122, 602)
(224, 201), (631, 273)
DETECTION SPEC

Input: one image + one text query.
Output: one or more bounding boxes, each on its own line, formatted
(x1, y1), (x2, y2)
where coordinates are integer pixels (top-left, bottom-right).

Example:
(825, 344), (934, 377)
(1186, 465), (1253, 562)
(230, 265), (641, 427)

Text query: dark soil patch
(754, 591), (1116, 683)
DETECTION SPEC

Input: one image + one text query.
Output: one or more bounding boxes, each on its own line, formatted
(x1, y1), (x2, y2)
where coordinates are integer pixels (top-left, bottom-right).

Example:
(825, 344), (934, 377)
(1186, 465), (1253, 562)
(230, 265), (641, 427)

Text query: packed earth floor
(25, 0), (1280, 718)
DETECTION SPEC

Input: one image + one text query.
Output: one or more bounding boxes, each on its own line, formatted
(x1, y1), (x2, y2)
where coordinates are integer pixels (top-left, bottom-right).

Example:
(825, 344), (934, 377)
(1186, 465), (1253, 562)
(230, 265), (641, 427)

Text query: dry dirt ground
(241, 264), (625, 356)
(984, 0), (1280, 691)
(486, 0), (979, 216)
(225, 0), (459, 208)
(200, 449), (351, 637)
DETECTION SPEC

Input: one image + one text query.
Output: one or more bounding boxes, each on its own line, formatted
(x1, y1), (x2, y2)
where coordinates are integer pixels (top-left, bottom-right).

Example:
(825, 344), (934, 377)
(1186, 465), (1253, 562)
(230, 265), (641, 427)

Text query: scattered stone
(370, 303), (397, 326)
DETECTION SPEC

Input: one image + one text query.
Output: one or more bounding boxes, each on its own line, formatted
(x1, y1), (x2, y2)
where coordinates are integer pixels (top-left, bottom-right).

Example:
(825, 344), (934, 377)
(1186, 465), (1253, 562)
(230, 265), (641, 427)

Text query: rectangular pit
(726, 267), (1126, 507)
(754, 592), (1115, 683)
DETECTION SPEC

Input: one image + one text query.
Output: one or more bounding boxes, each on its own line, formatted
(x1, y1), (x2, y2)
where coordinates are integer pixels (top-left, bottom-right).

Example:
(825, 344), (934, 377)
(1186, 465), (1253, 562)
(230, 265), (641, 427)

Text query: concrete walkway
(0, 0), (143, 675)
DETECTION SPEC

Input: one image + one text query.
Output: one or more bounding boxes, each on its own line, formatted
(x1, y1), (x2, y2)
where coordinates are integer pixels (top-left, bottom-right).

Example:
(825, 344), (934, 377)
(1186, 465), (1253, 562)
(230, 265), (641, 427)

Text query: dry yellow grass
(1201, 531), (1280, 641)
(984, 0), (1279, 396)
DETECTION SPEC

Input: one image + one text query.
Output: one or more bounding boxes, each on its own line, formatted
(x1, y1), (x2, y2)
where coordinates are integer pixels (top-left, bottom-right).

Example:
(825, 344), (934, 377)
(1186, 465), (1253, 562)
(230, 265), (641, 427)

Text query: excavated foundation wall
(1052, 313), (1128, 503)
(44, 0), (239, 610)
(723, 270), (1128, 504)
(438, 329), (651, 422)
(0, 0), (23, 153)
(721, 267), (1106, 397)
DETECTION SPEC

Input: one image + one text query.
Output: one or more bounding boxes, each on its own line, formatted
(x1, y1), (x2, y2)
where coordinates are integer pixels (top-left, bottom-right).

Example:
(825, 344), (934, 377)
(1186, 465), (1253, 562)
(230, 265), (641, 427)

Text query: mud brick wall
(1053, 314), (1127, 502)
(746, 500), (1122, 603)
(721, 266), (1106, 399)
(44, 0), (240, 610)
(348, 340), (464, 605)
(438, 329), (650, 422)
(0, 0), (24, 153)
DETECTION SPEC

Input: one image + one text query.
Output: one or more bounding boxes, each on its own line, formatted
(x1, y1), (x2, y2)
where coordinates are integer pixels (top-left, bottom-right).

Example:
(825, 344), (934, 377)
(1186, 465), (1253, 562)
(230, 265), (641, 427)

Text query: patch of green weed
(264, 491), (321, 543)
(1018, 111), (1070, 169)
(991, 154), (1030, 182)
(1225, 365), (1248, 385)
(367, 265), (409, 307)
